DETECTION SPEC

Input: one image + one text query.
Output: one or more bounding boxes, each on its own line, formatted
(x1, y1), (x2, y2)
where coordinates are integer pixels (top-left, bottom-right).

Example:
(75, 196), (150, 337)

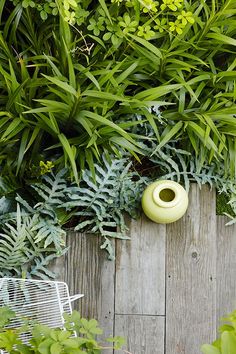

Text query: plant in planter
(201, 310), (236, 354)
(0, 306), (131, 353)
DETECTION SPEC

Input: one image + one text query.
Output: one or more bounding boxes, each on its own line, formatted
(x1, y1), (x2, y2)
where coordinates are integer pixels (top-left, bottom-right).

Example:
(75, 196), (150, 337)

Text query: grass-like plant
(0, 0), (235, 182)
(0, 0), (236, 274)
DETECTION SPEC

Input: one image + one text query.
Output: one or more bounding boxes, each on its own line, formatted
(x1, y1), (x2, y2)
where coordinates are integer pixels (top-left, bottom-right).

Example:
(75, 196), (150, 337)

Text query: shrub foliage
(0, 0), (235, 276)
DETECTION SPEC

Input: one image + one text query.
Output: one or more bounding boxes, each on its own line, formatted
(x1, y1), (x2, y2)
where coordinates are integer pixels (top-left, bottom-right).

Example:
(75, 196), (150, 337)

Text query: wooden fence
(52, 184), (236, 354)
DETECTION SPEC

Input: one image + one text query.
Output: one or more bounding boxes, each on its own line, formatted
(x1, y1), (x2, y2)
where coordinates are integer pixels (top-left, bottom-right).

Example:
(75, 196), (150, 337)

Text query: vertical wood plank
(166, 184), (217, 354)
(115, 214), (166, 315)
(49, 252), (66, 281)
(216, 216), (236, 319)
(56, 231), (115, 343)
(114, 315), (165, 354)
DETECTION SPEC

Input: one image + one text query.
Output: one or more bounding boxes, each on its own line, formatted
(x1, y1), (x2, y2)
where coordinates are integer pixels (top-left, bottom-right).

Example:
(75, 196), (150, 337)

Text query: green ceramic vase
(142, 180), (189, 224)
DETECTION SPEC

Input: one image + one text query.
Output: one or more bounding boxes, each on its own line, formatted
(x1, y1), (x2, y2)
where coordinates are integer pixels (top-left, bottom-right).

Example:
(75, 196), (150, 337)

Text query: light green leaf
(42, 75), (78, 97)
(134, 84), (182, 100)
(201, 344), (221, 354)
(128, 34), (162, 59)
(221, 331), (236, 354)
(152, 121), (183, 154)
(207, 33), (236, 46)
(58, 134), (78, 183)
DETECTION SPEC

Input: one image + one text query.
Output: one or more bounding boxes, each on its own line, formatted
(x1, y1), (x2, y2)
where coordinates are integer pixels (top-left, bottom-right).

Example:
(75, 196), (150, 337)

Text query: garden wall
(51, 184), (236, 354)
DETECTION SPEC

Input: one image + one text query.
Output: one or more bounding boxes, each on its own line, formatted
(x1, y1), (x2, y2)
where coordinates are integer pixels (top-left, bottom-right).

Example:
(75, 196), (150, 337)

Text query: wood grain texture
(165, 184), (217, 354)
(49, 251), (66, 282)
(114, 314), (165, 354)
(115, 214), (166, 315)
(48, 184), (236, 353)
(216, 216), (236, 319)
(64, 231), (115, 341)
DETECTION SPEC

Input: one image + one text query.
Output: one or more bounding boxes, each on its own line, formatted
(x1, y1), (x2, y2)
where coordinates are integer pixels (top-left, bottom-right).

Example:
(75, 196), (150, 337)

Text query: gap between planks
(50, 184), (236, 354)
(115, 313), (165, 317)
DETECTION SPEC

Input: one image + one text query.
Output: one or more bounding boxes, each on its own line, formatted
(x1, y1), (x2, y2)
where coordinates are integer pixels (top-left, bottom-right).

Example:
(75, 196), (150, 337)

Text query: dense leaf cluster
(0, 156), (148, 277)
(0, 0), (235, 180)
(0, 307), (126, 353)
(0, 0), (235, 277)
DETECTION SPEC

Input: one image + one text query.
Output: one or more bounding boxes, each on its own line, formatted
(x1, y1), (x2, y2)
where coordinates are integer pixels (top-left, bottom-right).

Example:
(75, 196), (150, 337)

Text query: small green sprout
(137, 24), (155, 40)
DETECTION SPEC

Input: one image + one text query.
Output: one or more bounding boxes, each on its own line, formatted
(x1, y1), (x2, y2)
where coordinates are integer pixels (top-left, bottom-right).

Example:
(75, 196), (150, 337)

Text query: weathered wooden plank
(165, 184), (217, 354)
(51, 231), (115, 343)
(114, 314), (165, 354)
(49, 251), (66, 281)
(216, 216), (236, 319)
(115, 214), (166, 315)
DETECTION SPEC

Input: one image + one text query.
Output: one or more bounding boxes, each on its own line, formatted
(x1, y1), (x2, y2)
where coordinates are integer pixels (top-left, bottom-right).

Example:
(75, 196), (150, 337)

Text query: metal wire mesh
(0, 278), (83, 354)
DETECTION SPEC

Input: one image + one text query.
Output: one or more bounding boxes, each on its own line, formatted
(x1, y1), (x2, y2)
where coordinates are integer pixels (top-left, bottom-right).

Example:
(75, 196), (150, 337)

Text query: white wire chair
(0, 277), (83, 353)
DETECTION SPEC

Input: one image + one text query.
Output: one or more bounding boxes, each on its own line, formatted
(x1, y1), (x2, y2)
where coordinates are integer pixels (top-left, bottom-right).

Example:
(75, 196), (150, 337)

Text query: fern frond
(100, 238), (115, 261)
(63, 155), (147, 258)
(0, 204), (66, 279)
(29, 254), (59, 280)
(0, 207), (28, 271)
(15, 194), (35, 213)
(31, 218), (66, 250)
(30, 168), (68, 217)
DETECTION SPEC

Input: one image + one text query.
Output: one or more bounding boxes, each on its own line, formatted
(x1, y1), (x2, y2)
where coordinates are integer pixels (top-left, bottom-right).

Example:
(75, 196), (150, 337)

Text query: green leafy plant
(0, 203), (66, 279)
(1, 0), (235, 182)
(0, 156), (147, 277)
(201, 310), (236, 354)
(0, 306), (130, 353)
(0, 0), (236, 280)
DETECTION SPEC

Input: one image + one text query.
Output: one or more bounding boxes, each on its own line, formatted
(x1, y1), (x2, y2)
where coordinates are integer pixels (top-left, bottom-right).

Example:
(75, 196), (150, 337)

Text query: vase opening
(159, 188), (175, 202)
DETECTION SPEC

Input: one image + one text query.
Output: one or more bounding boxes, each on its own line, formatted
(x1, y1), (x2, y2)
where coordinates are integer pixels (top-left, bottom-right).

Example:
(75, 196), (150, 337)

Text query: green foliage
(0, 156), (147, 276)
(0, 307), (127, 353)
(9, 0), (194, 36)
(0, 0), (236, 278)
(0, 7), (144, 181)
(13, 0), (58, 20)
(216, 193), (233, 216)
(1, 0), (236, 182)
(63, 155), (148, 259)
(0, 307), (15, 327)
(148, 143), (223, 192)
(141, 138), (236, 220)
(0, 204), (65, 279)
(201, 310), (236, 354)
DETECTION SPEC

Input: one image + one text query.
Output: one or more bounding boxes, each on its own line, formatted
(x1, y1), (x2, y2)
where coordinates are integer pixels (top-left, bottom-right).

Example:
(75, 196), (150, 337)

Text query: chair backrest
(0, 277), (83, 353)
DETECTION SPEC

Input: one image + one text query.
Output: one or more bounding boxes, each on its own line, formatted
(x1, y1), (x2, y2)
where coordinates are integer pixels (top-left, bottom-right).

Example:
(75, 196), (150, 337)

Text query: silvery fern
(16, 169), (68, 220)
(149, 143), (227, 192)
(63, 155), (148, 259)
(149, 143), (236, 224)
(0, 156), (148, 276)
(0, 205), (65, 279)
